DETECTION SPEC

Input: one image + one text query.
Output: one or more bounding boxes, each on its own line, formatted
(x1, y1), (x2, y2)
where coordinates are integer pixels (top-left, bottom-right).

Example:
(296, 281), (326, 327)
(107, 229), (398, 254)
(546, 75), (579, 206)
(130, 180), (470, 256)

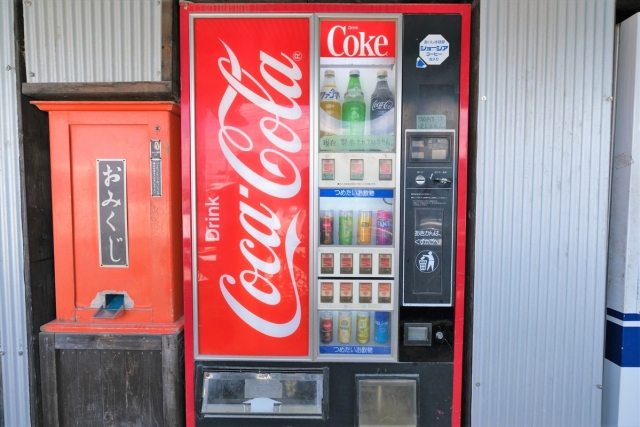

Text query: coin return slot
(356, 375), (419, 427)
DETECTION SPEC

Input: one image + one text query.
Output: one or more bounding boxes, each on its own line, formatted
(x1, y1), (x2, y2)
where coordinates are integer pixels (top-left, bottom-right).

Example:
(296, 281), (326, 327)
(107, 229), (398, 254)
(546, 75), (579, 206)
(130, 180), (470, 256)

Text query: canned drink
(357, 211), (372, 245)
(338, 211), (353, 245)
(320, 210), (334, 245)
(356, 311), (371, 344)
(338, 311), (352, 343)
(376, 210), (393, 245)
(374, 311), (390, 344)
(320, 311), (333, 344)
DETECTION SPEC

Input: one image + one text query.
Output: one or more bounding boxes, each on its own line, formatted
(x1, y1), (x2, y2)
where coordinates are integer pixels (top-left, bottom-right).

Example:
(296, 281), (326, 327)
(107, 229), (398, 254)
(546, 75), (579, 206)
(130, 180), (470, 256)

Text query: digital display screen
(407, 327), (429, 341)
(409, 136), (450, 162)
(432, 149), (447, 160)
(426, 137), (449, 149)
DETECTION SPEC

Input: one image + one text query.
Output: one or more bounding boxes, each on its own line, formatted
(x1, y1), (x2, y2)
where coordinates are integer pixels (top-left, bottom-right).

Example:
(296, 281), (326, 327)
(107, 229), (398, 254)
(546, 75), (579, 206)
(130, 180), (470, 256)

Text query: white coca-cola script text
(214, 40), (304, 338)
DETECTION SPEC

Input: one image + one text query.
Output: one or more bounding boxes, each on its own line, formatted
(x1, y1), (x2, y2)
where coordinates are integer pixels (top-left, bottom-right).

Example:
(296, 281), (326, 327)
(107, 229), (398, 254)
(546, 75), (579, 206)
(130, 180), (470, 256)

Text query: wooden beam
(54, 334), (162, 351)
(22, 82), (179, 102)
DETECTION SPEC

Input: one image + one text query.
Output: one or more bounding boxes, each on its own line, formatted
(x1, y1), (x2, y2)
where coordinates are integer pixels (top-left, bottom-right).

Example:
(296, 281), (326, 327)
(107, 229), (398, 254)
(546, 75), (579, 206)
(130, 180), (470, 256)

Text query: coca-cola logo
(321, 21), (396, 59)
(215, 39), (304, 338)
(371, 100), (393, 111)
(327, 25), (389, 57)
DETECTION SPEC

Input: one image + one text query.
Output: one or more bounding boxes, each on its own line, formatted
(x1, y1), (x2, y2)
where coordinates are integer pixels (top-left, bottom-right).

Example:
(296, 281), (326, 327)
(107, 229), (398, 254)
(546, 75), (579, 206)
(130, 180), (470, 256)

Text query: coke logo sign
(214, 39), (304, 338)
(327, 26), (388, 57)
(321, 21), (396, 59)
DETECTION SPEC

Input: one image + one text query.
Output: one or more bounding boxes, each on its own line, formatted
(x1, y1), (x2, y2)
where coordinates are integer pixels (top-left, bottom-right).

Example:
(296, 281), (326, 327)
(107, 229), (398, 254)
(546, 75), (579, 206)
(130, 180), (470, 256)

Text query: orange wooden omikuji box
(34, 102), (183, 334)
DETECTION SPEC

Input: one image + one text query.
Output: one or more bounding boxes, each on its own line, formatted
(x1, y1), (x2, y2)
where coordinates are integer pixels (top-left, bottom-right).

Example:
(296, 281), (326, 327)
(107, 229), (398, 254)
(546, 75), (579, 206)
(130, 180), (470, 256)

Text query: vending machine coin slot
(402, 130), (456, 306)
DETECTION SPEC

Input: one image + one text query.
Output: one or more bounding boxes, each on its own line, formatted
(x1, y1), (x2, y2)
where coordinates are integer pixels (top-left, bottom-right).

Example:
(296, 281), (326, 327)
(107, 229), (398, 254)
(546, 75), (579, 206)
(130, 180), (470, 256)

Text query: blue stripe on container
(605, 320), (640, 367)
(319, 188), (395, 198)
(319, 345), (391, 355)
(606, 308), (640, 321)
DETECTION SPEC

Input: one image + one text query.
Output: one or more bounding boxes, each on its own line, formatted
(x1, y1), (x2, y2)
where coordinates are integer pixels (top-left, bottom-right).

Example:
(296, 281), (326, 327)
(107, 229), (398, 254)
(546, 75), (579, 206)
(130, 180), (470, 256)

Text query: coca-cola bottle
(319, 70), (341, 137)
(342, 69), (366, 136)
(369, 70), (395, 135)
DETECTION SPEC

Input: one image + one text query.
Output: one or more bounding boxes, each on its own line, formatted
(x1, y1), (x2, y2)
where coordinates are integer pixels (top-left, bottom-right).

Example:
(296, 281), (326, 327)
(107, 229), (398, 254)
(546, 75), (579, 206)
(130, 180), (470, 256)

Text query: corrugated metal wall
(0, 1), (31, 426)
(23, 0), (163, 83)
(472, 0), (615, 426)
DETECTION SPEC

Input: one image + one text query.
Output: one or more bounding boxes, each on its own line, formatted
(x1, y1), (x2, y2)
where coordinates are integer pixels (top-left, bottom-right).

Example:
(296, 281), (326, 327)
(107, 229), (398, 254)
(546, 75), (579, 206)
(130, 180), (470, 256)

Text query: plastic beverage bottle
(342, 70), (366, 135)
(319, 70), (342, 137)
(369, 70), (395, 135)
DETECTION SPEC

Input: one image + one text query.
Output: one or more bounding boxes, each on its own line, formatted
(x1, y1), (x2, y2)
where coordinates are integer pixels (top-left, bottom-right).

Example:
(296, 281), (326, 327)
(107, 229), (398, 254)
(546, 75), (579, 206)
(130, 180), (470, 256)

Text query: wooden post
(39, 333), (59, 427)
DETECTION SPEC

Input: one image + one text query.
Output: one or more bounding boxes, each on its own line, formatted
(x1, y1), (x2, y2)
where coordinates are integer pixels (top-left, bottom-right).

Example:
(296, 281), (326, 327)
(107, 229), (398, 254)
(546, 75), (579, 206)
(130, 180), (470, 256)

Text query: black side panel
(195, 361), (452, 427)
(398, 14), (461, 361)
(401, 14), (461, 131)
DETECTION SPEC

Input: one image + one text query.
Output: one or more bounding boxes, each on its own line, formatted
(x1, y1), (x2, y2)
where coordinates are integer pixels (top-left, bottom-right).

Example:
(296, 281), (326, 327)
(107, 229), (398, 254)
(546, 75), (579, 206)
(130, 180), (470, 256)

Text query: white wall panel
(0, 1), (31, 425)
(607, 13), (640, 317)
(23, 0), (162, 83)
(603, 12), (640, 426)
(472, 0), (614, 425)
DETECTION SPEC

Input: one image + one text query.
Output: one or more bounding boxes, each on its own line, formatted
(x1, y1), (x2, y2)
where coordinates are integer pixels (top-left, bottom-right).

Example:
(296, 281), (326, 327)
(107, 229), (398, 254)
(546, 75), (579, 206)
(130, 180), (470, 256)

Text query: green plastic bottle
(342, 70), (366, 135)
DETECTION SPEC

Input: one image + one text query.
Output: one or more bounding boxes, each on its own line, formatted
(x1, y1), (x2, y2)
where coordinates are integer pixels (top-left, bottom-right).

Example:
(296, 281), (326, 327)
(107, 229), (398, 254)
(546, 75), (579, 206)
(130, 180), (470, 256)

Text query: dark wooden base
(39, 331), (184, 427)
(23, 81), (179, 102)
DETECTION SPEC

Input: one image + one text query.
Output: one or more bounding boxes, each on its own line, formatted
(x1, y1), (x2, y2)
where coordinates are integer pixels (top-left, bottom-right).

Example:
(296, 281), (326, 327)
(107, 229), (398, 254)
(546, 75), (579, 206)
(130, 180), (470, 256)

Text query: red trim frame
(180, 4), (470, 427)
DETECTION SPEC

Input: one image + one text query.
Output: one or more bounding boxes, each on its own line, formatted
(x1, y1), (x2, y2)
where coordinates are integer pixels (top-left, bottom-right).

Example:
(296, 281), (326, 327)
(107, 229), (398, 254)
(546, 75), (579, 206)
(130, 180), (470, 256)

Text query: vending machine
(181, 4), (469, 426)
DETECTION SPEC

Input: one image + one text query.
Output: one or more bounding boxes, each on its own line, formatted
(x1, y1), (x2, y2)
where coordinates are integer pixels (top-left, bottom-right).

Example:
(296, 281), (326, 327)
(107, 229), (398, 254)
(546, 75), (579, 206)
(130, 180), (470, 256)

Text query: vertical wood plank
(162, 332), (185, 427)
(58, 349), (80, 427)
(147, 350), (165, 426)
(39, 332), (59, 427)
(77, 350), (103, 426)
(123, 350), (164, 426)
(102, 350), (126, 427)
(124, 351), (143, 426)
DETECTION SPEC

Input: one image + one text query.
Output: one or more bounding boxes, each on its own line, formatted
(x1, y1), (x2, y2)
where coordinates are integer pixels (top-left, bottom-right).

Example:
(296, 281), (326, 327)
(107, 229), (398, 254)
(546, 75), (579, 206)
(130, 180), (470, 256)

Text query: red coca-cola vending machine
(180, 4), (469, 426)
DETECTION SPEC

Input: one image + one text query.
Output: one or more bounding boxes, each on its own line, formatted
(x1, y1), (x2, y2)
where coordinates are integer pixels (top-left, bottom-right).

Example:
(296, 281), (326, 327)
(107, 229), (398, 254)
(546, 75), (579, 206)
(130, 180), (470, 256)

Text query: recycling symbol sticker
(416, 250), (439, 274)
(417, 34), (449, 68)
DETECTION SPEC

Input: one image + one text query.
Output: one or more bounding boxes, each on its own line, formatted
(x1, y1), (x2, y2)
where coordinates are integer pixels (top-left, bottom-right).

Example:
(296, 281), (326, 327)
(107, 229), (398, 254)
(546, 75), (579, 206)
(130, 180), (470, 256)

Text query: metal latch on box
(93, 294), (125, 319)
